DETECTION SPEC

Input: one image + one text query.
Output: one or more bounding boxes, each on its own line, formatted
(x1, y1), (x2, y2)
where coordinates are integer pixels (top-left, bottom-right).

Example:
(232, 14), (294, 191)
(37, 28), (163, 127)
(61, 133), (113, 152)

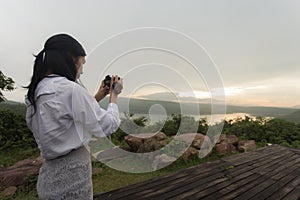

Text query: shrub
(0, 109), (36, 150)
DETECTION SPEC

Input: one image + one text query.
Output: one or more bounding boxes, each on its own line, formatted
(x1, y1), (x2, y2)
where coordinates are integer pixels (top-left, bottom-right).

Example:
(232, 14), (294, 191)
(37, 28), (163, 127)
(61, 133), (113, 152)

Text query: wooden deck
(94, 145), (300, 200)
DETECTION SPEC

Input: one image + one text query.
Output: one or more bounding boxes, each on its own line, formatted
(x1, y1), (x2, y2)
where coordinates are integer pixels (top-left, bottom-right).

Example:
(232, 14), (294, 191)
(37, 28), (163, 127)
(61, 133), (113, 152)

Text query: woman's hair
(25, 33), (86, 114)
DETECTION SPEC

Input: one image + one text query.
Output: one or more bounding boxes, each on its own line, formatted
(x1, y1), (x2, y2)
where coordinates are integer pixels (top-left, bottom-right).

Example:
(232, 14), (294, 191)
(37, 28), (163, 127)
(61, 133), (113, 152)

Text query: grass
(0, 147), (40, 168)
(91, 153), (224, 194)
(8, 186), (38, 200)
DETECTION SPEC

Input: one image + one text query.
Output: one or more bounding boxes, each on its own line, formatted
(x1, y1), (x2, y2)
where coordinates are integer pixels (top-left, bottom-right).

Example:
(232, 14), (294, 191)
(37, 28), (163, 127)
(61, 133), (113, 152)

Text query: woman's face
(75, 56), (86, 79)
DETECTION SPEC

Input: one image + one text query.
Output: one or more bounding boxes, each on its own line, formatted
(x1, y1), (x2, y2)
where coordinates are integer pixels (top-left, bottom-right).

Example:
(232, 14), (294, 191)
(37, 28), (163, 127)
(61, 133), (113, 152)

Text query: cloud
(179, 91), (211, 99)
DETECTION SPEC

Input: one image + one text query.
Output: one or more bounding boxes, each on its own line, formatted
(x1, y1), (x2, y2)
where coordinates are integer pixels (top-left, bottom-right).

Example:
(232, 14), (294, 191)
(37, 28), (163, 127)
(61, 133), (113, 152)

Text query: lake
(119, 112), (256, 125)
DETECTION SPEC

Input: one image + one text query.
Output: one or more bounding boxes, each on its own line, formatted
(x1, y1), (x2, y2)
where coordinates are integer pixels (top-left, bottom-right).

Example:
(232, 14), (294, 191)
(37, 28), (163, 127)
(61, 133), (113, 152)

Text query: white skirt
(37, 146), (93, 200)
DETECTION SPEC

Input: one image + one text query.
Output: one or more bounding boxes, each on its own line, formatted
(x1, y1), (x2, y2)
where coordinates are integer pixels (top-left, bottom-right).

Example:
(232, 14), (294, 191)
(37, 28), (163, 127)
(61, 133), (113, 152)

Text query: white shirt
(25, 74), (120, 160)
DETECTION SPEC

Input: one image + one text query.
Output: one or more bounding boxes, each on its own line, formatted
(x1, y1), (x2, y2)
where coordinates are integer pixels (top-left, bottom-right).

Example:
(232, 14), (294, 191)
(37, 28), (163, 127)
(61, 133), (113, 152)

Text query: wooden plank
(222, 146), (285, 166)
(235, 157), (300, 200)
(94, 146), (299, 200)
(213, 153), (299, 200)
(229, 150), (291, 177)
(199, 153), (299, 200)
(98, 147), (282, 200)
(250, 165), (300, 199)
(282, 185), (300, 200)
(162, 149), (292, 200)
(149, 152), (287, 200)
(266, 173), (300, 200)
(253, 156), (300, 176)
(98, 148), (290, 200)
(131, 165), (228, 200)
(201, 174), (261, 200)
(191, 154), (299, 200)
(287, 147), (300, 155)
(221, 145), (283, 164)
(95, 160), (226, 200)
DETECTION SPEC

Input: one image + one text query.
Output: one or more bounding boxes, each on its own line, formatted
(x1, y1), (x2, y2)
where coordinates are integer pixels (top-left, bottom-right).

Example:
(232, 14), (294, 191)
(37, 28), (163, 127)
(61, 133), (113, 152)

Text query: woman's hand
(94, 80), (110, 102)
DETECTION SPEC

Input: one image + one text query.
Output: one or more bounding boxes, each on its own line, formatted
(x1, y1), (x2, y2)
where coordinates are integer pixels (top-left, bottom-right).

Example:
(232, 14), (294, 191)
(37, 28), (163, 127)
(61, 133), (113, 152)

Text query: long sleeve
(71, 83), (120, 139)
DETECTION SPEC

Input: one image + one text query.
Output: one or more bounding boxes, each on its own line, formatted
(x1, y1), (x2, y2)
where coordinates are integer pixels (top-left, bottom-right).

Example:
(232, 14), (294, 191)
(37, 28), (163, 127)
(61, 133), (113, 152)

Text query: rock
(226, 135), (239, 145)
(119, 145), (132, 152)
(0, 156), (43, 187)
(214, 134), (227, 144)
(152, 154), (177, 170)
(174, 133), (211, 150)
(92, 167), (103, 174)
(124, 132), (168, 153)
(152, 132), (167, 141)
(216, 143), (237, 155)
(93, 146), (130, 161)
(0, 186), (17, 198)
(182, 147), (199, 162)
(238, 140), (256, 152)
(124, 135), (144, 152)
(142, 139), (165, 153)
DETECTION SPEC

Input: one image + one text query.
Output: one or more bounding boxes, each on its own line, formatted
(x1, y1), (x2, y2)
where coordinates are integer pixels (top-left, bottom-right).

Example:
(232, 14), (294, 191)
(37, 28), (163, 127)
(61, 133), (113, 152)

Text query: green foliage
(0, 101), (27, 116)
(0, 147), (39, 168)
(0, 109), (36, 150)
(111, 114), (150, 144)
(221, 116), (264, 140)
(110, 114), (300, 148)
(133, 116), (148, 127)
(0, 71), (15, 102)
(279, 110), (300, 124)
(161, 114), (202, 136)
(161, 117), (179, 136)
(198, 118), (209, 133)
(161, 138), (188, 157)
(219, 116), (300, 148)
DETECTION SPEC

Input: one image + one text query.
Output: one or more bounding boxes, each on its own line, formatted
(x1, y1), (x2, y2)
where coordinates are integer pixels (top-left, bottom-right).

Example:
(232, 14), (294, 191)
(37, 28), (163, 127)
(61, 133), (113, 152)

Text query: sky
(1, 0), (300, 108)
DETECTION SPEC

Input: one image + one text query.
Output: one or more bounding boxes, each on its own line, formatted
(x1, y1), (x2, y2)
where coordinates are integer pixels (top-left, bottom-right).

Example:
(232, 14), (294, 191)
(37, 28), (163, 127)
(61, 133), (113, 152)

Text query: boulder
(226, 135), (239, 145)
(214, 134), (227, 144)
(0, 156), (43, 187)
(124, 135), (144, 152)
(92, 167), (103, 174)
(238, 140), (256, 152)
(0, 186), (17, 198)
(182, 147), (199, 162)
(93, 146), (130, 161)
(124, 132), (168, 153)
(174, 133), (211, 150)
(152, 154), (177, 170)
(216, 143), (237, 155)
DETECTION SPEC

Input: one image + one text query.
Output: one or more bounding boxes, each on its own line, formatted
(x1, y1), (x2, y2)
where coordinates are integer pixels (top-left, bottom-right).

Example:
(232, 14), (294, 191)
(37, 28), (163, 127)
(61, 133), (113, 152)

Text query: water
(119, 112), (255, 125)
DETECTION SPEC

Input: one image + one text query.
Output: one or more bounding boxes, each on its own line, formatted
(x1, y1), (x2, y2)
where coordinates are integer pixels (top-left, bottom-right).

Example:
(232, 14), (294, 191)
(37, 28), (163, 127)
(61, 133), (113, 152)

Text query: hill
(0, 100), (26, 116)
(280, 110), (300, 123)
(1, 98), (298, 119)
(99, 97), (298, 117)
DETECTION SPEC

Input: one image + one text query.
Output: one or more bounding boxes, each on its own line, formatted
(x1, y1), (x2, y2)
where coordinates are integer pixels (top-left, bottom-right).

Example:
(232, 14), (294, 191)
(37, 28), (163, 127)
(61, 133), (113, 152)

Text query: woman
(25, 33), (122, 200)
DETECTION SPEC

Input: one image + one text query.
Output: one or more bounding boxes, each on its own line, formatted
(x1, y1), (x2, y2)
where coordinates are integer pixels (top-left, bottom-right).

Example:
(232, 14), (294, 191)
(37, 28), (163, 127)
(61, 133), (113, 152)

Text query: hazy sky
(1, 0), (300, 108)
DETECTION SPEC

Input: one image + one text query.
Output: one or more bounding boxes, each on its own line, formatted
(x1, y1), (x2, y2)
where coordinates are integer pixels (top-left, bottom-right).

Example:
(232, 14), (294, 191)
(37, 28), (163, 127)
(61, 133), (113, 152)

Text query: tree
(0, 109), (36, 149)
(0, 70), (15, 102)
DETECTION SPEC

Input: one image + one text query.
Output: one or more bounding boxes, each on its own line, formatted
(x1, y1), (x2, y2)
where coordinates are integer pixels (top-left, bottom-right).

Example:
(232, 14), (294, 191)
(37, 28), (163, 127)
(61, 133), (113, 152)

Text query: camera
(104, 75), (120, 88)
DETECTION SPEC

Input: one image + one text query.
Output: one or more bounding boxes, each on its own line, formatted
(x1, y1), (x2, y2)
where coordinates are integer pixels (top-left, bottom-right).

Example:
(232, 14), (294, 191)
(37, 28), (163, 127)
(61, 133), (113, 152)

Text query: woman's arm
(72, 82), (121, 138)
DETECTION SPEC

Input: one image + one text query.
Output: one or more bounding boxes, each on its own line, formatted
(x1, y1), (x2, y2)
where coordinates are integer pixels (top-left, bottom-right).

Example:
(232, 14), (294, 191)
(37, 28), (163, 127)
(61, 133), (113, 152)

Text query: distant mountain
(1, 98), (298, 119)
(293, 105), (300, 109)
(0, 100), (26, 116)
(100, 97), (298, 118)
(280, 110), (300, 123)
